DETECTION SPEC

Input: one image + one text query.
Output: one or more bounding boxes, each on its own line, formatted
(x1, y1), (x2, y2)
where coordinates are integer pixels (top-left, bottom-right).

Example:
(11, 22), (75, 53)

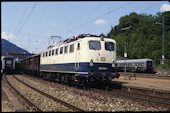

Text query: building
(2, 51), (34, 63)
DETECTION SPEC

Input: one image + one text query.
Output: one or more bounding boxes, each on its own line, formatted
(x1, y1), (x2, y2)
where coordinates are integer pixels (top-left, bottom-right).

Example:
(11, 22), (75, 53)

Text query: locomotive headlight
(89, 59), (94, 67)
(112, 63), (115, 67)
(112, 61), (115, 67)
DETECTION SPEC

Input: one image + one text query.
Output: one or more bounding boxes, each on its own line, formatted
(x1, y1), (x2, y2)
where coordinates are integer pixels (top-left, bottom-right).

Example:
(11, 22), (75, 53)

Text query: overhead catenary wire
(33, 2), (163, 54)
(46, 1), (133, 51)
(141, 2), (165, 13)
(14, 2), (30, 36)
(16, 2), (38, 37)
(50, 2), (106, 35)
(60, 1), (134, 37)
(3, 1), (163, 54)
(2, 26), (46, 39)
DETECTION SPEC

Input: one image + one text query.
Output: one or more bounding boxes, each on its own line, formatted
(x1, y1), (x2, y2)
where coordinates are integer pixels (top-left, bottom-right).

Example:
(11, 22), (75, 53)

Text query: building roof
(2, 51), (27, 55)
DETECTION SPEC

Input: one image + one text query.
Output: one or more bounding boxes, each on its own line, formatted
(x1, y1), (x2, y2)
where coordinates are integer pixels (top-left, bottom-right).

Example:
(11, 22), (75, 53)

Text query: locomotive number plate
(98, 67), (108, 70)
(101, 57), (106, 61)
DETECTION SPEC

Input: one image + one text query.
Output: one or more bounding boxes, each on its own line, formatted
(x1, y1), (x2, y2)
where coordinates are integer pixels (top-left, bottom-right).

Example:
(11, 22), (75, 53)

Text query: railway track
(111, 88), (170, 108)
(5, 74), (88, 112)
(119, 72), (170, 79)
(5, 73), (169, 111)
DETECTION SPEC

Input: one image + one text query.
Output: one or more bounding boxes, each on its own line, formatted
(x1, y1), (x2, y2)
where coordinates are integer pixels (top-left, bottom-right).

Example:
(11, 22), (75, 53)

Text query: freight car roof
(21, 54), (40, 61)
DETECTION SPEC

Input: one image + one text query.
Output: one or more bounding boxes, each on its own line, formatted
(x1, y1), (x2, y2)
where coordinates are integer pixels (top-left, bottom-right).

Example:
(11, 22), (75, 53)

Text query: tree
(107, 11), (170, 69)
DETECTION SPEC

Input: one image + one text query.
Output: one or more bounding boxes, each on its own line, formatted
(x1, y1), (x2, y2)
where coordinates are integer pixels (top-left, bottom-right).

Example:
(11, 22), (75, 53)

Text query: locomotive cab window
(89, 41), (101, 50)
(6, 59), (12, 65)
(105, 42), (114, 51)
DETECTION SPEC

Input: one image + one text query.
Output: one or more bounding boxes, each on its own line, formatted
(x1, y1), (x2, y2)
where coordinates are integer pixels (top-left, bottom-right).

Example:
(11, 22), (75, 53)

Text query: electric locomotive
(40, 34), (120, 85)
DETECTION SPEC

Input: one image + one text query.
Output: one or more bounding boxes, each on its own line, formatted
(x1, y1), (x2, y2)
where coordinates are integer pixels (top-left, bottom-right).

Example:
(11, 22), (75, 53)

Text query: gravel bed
(1, 74), (35, 112)
(1, 88), (16, 112)
(1, 76), (16, 112)
(7, 75), (74, 112)
(15, 74), (169, 111)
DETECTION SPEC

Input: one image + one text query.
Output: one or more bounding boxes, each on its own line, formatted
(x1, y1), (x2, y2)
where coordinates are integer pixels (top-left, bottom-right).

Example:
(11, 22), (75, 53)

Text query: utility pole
(124, 42), (127, 80)
(157, 15), (166, 65)
(161, 15), (166, 63)
(122, 26), (131, 80)
(156, 15), (167, 65)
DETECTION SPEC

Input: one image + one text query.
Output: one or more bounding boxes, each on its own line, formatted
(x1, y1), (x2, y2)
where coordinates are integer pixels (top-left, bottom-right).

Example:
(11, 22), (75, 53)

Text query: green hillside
(107, 11), (170, 69)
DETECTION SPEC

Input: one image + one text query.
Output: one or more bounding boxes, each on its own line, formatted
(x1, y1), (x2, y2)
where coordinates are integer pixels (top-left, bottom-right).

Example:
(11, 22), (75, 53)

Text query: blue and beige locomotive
(40, 34), (119, 85)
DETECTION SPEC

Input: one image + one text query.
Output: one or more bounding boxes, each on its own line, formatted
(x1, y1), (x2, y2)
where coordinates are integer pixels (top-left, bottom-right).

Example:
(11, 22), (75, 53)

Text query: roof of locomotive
(116, 58), (153, 63)
(44, 34), (115, 51)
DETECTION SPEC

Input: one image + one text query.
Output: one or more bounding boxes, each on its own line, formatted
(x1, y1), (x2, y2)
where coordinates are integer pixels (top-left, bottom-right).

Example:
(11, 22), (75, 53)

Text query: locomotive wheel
(64, 75), (68, 83)
(60, 75), (65, 83)
(42, 73), (47, 80)
(103, 78), (112, 91)
(48, 73), (53, 81)
(40, 72), (43, 77)
(77, 77), (89, 89)
(51, 73), (56, 82)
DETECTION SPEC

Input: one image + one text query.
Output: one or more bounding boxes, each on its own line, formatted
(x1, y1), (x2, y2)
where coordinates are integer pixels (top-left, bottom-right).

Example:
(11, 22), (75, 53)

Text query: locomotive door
(75, 42), (80, 70)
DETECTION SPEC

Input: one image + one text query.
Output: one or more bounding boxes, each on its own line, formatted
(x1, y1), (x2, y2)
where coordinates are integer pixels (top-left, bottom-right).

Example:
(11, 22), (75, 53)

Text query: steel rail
(5, 74), (44, 112)
(125, 90), (170, 101)
(118, 72), (170, 79)
(12, 75), (88, 112)
(112, 89), (170, 107)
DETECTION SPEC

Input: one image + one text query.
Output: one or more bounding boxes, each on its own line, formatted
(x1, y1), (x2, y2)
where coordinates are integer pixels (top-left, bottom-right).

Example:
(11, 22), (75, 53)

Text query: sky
(1, 1), (170, 54)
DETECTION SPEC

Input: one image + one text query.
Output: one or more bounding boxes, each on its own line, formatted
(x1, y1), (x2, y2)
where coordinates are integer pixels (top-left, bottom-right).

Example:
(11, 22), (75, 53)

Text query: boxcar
(20, 54), (40, 75)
